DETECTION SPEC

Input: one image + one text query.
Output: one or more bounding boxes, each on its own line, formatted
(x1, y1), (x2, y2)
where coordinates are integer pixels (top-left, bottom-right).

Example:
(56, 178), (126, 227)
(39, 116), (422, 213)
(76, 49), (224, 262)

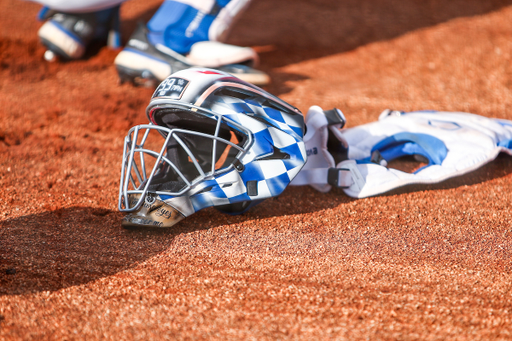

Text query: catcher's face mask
(118, 68), (306, 228)
(119, 105), (251, 228)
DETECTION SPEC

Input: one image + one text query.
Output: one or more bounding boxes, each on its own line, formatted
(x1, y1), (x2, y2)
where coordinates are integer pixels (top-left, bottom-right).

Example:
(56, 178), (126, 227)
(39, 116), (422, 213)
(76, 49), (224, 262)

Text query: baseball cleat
(114, 24), (270, 87)
(37, 5), (121, 60)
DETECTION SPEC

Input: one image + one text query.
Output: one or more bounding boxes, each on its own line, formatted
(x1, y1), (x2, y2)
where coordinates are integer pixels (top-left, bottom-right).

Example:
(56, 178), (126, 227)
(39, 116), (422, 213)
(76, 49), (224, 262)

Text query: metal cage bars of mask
(118, 117), (252, 213)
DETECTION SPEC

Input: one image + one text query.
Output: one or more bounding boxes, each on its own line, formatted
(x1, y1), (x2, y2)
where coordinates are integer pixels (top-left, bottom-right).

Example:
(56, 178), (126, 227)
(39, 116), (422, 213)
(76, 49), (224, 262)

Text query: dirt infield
(2, 0), (512, 339)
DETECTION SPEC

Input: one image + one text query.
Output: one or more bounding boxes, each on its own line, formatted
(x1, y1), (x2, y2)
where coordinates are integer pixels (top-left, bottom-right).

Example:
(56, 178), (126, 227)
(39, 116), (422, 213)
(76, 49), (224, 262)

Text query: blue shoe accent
(37, 6), (51, 21)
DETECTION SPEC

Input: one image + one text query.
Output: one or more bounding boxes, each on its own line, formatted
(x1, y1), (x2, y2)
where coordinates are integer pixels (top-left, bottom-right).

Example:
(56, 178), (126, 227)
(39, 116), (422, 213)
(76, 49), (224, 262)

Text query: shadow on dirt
(1, 153), (511, 296)
(226, 0), (512, 95)
(0, 184), (353, 296)
(0, 207), (176, 296)
(101, 0), (512, 96)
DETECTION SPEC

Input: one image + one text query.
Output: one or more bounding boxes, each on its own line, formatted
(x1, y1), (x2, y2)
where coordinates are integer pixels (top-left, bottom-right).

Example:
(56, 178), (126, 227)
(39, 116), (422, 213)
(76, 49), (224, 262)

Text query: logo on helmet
(152, 77), (189, 99)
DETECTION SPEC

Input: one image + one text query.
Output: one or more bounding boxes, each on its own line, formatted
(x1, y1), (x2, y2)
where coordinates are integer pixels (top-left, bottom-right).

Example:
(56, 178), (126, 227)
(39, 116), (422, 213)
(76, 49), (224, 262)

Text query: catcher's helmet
(118, 68), (306, 228)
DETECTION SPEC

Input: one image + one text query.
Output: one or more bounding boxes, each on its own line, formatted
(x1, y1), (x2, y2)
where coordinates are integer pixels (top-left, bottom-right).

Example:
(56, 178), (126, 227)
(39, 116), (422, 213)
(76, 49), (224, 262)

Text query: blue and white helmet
(118, 68), (307, 228)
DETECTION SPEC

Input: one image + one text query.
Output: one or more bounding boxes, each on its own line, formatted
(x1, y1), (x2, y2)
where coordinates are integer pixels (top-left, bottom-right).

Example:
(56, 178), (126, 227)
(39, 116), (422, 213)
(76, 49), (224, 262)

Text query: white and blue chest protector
(291, 106), (512, 198)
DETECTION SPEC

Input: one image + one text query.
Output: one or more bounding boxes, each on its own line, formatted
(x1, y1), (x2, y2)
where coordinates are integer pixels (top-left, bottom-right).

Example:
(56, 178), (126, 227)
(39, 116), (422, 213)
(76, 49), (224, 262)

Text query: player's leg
(145, 0), (251, 55)
(31, 0), (126, 60)
(114, 0), (270, 86)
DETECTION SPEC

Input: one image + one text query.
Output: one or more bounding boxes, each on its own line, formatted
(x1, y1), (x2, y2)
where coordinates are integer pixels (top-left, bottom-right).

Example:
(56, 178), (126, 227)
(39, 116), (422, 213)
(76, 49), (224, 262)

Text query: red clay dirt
(2, 0), (512, 339)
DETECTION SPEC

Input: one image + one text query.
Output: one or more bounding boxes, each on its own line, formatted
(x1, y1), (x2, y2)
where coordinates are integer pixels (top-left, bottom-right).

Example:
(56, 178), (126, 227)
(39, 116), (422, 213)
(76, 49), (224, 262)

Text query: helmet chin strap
(293, 106), (512, 199)
(122, 194), (186, 228)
